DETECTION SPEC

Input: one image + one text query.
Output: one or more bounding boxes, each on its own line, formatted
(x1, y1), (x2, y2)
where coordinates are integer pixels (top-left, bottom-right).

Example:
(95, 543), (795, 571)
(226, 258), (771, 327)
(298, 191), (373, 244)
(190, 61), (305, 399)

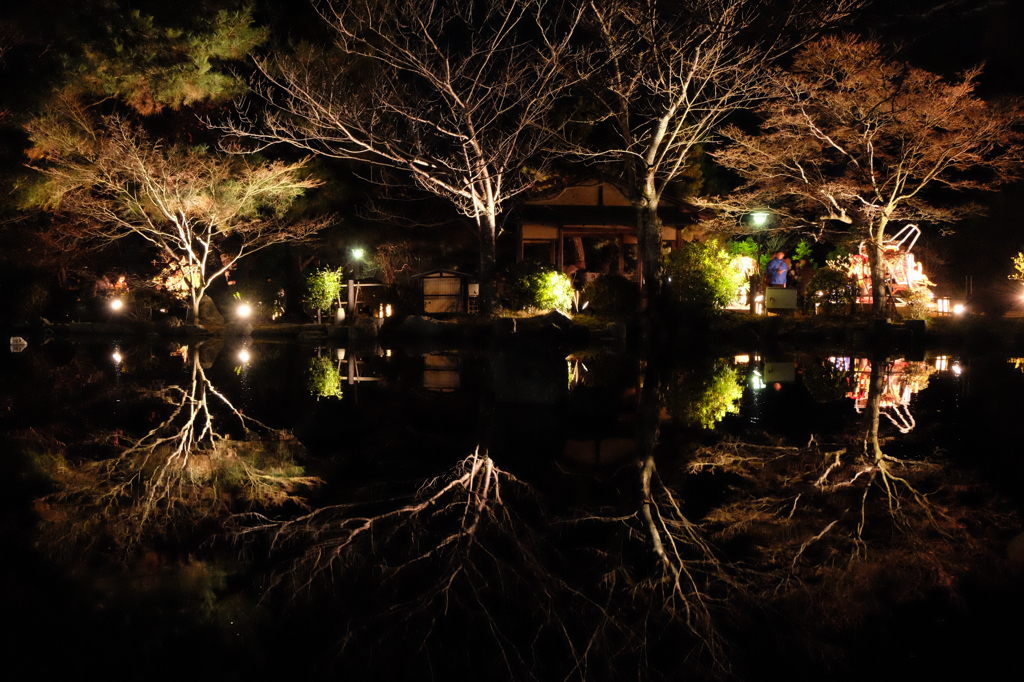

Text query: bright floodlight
(351, 247), (365, 260)
(237, 303), (251, 318)
(112, 351), (122, 364)
(110, 299), (124, 311)
(238, 349), (251, 363)
(953, 303), (966, 315)
(751, 211), (770, 226)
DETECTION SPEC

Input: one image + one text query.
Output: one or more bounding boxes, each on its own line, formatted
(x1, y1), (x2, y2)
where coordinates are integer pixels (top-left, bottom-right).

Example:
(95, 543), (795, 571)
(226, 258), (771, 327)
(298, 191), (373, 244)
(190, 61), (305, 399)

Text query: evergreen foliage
(662, 239), (745, 316)
(305, 267), (345, 313)
(64, 7), (266, 114)
(505, 260), (574, 313)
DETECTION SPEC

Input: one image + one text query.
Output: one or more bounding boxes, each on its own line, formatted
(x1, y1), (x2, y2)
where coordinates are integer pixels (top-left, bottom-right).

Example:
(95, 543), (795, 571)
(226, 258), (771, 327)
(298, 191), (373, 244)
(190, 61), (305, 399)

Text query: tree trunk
(478, 213), (497, 316)
(867, 352), (885, 463)
(868, 222), (887, 316)
(637, 202), (664, 310)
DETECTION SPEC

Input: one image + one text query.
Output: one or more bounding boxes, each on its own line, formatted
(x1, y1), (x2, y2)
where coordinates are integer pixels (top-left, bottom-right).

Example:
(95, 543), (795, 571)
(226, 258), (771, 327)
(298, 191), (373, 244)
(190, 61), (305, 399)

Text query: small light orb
(351, 247), (365, 260)
(953, 303), (966, 315)
(237, 304), (251, 318)
(952, 362), (963, 376)
(110, 299), (124, 311)
(112, 351), (122, 364)
(238, 349), (251, 363)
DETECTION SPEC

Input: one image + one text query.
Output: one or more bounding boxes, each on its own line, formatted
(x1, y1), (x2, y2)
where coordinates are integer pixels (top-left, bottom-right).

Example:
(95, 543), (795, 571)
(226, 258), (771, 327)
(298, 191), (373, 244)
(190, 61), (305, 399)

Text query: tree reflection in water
(35, 342), (319, 560)
(20, 343), (1017, 680)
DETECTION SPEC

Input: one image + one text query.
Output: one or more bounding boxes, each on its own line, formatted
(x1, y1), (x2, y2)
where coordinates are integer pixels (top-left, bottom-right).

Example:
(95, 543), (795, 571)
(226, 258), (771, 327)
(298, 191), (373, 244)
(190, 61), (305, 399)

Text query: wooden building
(517, 181), (704, 275)
(413, 269), (476, 314)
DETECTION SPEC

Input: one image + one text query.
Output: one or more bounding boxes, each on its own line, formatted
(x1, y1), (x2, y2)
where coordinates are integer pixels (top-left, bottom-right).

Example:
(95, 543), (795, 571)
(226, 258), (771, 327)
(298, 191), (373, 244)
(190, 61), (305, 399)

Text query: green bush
(805, 267), (856, 315)
(662, 239), (746, 317)
(582, 274), (640, 316)
(505, 261), (574, 313)
(305, 267), (345, 314)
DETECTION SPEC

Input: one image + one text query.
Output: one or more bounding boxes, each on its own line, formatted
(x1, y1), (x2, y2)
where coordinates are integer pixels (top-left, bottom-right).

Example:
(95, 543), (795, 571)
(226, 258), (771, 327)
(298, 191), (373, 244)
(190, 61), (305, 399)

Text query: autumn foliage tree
(575, 0), (859, 305)
(712, 35), (1024, 313)
(26, 98), (328, 322)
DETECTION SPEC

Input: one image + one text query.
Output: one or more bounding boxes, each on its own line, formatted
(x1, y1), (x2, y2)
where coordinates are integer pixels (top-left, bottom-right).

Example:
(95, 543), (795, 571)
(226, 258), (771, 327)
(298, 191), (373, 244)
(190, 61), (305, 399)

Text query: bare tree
(26, 96), (329, 322)
(575, 0), (860, 305)
(710, 35), (1024, 314)
(221, 0), (582, 314)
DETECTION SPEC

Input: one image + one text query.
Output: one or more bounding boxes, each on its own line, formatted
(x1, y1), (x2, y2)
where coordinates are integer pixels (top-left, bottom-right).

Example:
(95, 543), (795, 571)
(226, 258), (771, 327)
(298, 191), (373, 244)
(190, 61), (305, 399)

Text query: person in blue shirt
(766, 251), (788, 287)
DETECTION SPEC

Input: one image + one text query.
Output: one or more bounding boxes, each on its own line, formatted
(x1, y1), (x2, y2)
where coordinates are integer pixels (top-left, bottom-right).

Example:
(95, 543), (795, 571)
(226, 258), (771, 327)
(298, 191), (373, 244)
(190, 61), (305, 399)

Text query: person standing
(766, 251), (788, 287)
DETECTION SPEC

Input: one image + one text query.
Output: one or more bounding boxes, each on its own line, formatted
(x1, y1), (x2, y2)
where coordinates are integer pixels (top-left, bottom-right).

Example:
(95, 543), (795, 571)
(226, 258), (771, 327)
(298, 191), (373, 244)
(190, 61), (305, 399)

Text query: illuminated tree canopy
(711, 35), (1024, 313)
(25, 98), (329, 321)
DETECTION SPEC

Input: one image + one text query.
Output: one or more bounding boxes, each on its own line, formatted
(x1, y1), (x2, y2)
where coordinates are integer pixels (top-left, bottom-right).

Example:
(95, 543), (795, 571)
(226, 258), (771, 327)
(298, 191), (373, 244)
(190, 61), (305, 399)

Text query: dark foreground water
(2, 334), (1023, 681)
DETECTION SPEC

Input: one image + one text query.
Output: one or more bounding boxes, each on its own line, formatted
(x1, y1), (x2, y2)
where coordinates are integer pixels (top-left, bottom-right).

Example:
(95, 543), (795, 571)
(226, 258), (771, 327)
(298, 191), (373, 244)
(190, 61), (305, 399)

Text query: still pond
(2, 335), (1023, 681)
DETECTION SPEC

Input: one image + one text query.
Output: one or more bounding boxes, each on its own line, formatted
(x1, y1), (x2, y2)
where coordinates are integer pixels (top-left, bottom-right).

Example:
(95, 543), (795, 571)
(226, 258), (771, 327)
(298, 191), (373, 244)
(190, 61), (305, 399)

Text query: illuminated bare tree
(711, 35), (1024, 314)
(576, 0), (859, 303)
(221, 0), (582, 314)
(26, 97), (329, 322)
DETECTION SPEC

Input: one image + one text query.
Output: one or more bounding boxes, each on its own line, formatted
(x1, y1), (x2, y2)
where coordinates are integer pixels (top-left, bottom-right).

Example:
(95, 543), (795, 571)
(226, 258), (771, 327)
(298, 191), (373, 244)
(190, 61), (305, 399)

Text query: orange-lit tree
(26, 98), (328, 323)
(711, 36), (1024, 314)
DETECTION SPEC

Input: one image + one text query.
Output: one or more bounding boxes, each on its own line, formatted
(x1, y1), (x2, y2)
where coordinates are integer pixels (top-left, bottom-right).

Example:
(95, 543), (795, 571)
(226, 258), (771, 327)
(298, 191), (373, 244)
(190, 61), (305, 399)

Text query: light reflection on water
(1, 338), (1018, 681)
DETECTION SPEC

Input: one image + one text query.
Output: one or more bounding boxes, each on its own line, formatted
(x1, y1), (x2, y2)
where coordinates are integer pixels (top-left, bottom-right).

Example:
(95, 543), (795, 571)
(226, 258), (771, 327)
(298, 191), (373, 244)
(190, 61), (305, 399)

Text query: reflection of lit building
(846, 358), (937, 433)
(423, 353), (461, 392)
(828, 356), (852, 372)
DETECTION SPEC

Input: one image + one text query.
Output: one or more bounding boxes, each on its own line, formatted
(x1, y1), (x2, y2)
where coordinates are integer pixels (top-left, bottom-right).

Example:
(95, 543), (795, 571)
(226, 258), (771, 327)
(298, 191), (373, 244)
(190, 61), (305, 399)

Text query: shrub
(893, 286), (931, 320)
(505, 261), (574, 313)
(662, 239), (746, 317)
(805, 267), (856, 315)
(305, 267), (345, 314)
(582, 274), (640, 316)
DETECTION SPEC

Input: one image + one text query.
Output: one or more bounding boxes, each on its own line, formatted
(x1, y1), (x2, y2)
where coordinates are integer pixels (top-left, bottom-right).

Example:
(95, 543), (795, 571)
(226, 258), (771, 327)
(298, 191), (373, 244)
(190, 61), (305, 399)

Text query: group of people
(766, 251), (815, 300)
